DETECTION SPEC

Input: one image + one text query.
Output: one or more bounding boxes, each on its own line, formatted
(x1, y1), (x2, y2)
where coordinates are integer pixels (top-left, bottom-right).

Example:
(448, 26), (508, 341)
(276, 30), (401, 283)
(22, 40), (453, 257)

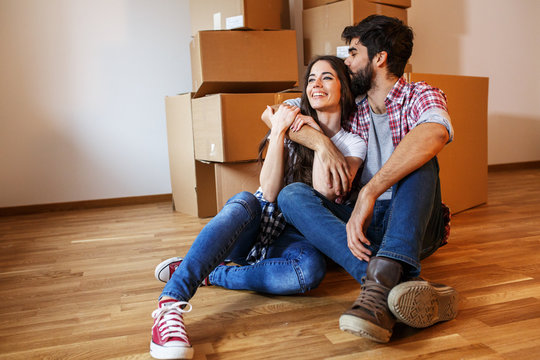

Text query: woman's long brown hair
(258, 55), (355, 187)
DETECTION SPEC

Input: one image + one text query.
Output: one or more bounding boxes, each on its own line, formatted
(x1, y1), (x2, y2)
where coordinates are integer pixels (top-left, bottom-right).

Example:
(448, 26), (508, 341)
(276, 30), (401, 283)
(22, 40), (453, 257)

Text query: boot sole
(339, 314), (392, 343)
(387, 281), (458, 328)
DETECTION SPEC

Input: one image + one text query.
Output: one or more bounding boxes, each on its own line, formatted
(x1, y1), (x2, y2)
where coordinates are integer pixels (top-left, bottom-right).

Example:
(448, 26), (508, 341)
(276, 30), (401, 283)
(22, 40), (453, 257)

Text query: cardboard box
(190, 30), (299, 98)
(215, 161), (261, 210)
(189, 0), (289, 33)
(192, 92), (302, 162)
(303, 0), (411, 9)
(303, 0), (339, 10)
(410, 73), (489, 214)
(303, 0), (408, 64)
(165, 94), (217, 217)
(368, 0), (410, 8)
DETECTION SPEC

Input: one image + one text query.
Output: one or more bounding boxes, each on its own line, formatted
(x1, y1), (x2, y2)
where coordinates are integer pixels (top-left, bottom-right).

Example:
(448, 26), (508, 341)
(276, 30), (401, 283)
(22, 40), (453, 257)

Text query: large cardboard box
(303, 0), (338, 9)
(190, 30), (299, 98)
(368, 0), (410, 7)
(410, 73), (489, 214)
(303, 0), (407, 64)
(303, 0), (411, 9)
(189, 0), (289, 33)
(215, 161), (261, 210)
(165, 94), (217, 217)
(192, 92), (302, 162)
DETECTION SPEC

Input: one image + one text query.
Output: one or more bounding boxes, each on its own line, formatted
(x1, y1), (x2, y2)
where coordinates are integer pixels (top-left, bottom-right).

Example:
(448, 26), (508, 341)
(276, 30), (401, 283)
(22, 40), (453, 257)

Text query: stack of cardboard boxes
(166, 0), (488, 217)
(166, 0), (301, 217)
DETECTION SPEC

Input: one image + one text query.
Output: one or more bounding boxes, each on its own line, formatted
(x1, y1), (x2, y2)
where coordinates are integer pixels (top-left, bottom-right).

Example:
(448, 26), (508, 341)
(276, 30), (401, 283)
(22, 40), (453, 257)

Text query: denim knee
(226, 191), (262, 219)
(278, 183), (312, 213)
(300, 254), (326, 292)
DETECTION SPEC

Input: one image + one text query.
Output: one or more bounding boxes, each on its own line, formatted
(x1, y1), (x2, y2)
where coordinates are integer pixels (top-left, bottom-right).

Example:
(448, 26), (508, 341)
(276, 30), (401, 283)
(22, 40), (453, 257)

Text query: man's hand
(346, 188), (375, 261)
(315, 142), (352, 196)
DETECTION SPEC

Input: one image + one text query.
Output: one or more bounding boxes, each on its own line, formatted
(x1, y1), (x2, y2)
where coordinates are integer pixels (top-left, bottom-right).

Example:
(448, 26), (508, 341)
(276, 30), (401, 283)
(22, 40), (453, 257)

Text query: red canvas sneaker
(154, 257), (213, 286)
(150, 299), (193, 359)
(154, 257), (184, 283)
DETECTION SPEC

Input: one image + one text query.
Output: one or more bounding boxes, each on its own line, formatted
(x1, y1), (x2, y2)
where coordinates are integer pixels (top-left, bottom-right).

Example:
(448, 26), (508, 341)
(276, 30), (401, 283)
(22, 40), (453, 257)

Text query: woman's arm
(259, 105), (300, 202)
(261, 105), (352, 195)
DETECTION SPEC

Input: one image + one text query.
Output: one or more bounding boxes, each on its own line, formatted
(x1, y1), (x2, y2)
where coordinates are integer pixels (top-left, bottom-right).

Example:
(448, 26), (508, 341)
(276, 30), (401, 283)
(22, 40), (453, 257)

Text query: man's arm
(346, 122), (449, 261)
(261, 105), (352, 194)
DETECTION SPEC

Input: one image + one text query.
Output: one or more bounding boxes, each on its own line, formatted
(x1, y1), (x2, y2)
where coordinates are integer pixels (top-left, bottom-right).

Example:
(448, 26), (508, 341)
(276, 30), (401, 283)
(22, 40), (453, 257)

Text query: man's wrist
(313, 134), (332, 153)
(359, 183), (379, 201)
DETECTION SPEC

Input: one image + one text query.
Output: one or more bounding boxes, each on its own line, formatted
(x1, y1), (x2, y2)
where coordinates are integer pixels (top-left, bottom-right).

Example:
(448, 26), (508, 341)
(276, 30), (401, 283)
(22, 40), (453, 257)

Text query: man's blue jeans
(277, 157), (446, 282)
(161, 192), (326, 302)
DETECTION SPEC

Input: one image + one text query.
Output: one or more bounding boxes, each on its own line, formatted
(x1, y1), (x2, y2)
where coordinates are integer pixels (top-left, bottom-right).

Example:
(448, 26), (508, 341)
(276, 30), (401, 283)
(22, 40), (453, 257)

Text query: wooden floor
(1, 167), (539, 360)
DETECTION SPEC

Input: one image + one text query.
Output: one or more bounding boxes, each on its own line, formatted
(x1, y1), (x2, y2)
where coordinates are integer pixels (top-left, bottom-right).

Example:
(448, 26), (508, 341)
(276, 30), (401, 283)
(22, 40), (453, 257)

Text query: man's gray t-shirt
(360, 109), (394, 200)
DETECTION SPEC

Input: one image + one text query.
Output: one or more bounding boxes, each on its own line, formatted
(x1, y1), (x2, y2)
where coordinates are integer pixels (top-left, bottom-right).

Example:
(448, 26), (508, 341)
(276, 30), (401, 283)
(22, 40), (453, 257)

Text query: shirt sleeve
(410, 85), (454, 143)
(283, 97), (301, 107)
(330, 129), (367, 160)
(412, 108), (454, 143)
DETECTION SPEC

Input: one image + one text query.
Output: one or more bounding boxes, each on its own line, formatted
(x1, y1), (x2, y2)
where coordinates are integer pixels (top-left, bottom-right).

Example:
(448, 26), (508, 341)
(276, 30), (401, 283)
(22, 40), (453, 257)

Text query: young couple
(150, 15), (458, 360)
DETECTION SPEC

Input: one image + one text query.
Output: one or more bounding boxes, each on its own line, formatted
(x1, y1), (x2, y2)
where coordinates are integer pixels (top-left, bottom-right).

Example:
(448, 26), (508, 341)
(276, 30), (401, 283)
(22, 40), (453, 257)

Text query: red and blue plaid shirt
(343, 77), (452, 245)
(343, 77), (449, 147)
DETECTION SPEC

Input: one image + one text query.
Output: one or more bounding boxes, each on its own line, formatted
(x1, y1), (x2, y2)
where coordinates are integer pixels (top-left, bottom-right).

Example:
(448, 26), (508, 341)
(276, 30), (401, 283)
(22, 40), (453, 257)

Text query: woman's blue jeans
(160, 192), (327, 302)
(277, 157), (446, 282)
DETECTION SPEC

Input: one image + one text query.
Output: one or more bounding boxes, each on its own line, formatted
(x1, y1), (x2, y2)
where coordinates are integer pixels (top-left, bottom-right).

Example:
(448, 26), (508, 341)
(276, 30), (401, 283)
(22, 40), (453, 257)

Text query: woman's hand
(269, 104), (301, 137)
(290, 114), (322, 133)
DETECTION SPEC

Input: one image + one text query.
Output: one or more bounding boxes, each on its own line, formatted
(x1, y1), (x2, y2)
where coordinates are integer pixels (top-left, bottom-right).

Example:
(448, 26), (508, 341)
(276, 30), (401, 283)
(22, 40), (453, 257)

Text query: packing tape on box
(336, 46), (349, 59)
(213, 13), (221, 30)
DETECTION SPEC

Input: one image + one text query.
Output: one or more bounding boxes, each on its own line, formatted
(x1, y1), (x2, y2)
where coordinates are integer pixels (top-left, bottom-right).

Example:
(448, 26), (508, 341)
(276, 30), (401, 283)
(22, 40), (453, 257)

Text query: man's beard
(350, 61), (373, 96)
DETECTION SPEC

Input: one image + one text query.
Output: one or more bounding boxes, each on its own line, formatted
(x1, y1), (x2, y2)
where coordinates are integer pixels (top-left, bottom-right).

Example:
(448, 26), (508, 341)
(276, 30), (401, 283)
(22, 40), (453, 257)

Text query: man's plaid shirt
(343, 77), (449, 146)
(344, 76), (452, 246)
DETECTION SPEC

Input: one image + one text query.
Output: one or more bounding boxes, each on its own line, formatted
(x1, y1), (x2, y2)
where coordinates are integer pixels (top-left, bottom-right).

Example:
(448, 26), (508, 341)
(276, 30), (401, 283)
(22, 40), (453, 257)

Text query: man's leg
(277, 182), (371, 283)
(341, 158), (457, 341)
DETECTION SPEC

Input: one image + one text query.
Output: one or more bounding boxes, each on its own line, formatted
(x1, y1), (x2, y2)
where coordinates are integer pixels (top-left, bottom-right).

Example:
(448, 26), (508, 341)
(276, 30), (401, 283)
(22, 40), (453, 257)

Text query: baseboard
(488, 160), (540, 172)
(0, 194), (172, 217)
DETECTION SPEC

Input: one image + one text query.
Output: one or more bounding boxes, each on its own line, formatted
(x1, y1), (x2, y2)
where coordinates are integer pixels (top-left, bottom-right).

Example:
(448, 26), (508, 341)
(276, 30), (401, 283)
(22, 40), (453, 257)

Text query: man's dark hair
(342, 15), (414, 78)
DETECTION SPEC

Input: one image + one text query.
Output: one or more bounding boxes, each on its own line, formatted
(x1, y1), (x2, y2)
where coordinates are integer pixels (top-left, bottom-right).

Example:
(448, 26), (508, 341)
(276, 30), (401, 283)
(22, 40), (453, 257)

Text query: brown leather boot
(339, 256), (403, 343)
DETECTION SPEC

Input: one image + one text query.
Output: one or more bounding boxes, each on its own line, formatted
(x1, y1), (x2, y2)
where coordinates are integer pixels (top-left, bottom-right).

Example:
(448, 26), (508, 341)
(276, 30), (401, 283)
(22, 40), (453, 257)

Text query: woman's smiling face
(306, 60), (342, 113)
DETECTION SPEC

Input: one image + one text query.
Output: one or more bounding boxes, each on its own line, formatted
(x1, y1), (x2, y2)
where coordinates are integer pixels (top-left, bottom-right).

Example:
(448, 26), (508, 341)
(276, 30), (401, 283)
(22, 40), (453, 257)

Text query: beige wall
(408, 0), (540, 165)
(0, 0), (192, 207)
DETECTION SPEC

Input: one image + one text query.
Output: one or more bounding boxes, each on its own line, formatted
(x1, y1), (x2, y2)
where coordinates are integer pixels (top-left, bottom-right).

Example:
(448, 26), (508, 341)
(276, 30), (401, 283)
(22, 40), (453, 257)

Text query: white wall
(409, 0), (540, 165)
(2, 0), (538, 208)
(0, 0), (192, 207)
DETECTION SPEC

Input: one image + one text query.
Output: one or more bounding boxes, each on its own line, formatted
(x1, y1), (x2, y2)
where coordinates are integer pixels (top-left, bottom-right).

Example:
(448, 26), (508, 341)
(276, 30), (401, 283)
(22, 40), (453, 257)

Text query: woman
(150, 56), (366, 360)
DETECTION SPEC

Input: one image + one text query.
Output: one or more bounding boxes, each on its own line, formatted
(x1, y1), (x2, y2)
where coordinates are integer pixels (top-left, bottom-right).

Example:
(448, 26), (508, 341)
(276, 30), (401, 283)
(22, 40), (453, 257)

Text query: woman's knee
(298, 252), (327, 292)
(225, 191), (261, 219)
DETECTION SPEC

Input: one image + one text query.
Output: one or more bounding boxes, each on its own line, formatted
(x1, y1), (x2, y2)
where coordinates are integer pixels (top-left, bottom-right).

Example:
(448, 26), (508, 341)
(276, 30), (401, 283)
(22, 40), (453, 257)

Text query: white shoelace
(152, 301), (192, 344)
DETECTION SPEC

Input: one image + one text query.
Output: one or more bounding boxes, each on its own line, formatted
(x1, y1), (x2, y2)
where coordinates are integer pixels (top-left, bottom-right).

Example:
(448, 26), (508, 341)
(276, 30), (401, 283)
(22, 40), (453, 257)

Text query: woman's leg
(209, 225), (327, 294)
(160, 191), (262, 302)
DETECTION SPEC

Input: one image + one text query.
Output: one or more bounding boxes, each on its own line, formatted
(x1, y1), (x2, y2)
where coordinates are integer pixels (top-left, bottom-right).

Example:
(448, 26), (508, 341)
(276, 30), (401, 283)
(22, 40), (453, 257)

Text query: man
(270, 15), (458, 343)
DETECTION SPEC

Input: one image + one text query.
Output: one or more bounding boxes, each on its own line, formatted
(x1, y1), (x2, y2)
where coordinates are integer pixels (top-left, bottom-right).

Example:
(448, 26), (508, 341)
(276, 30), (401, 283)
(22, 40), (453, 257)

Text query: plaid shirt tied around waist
(245, 187), (287, 264)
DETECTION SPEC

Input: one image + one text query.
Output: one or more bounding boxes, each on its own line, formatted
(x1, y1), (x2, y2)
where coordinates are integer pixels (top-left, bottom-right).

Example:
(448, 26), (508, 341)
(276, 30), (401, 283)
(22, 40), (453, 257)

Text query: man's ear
(375, 51), (388, 67)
